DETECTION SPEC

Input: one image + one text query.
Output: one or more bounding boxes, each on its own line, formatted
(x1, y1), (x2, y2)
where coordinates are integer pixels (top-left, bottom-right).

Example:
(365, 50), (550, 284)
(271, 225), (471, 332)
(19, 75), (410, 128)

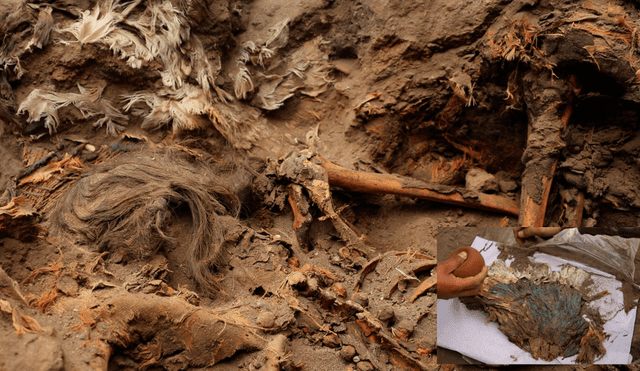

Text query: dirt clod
(0, 333), (63, 371)
(377, 306), (395, 322)
(357, 360), (375, 371)
(323, 333), (341, 348)
(465, 168), (499, 194)
(340, 345), (357, 361)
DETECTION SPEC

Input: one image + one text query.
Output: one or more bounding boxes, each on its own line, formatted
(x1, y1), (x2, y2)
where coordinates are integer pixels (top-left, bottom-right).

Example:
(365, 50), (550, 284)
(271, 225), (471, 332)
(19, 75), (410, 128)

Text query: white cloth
(437, 236), (636, 364)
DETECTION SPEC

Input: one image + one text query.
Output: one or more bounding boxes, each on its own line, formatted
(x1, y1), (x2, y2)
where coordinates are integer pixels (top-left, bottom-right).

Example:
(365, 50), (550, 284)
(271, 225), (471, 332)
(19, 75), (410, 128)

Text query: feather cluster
(5, 0), (335, 147)
(13, 0), (242, 138)
(123, 84), (263, 148)
(61, 0), (223, 97)
(488, 259), (590, 289)
(285, 37), (335, 98)
(232, 17), (334, 111)
(0, 2), (36, 80)
(232, 19), (291, 102)
(251, 37), (334, 110)
(123, 84), (211, 132)
(462, 259), (607, 363)
(18, 84), (128, 135)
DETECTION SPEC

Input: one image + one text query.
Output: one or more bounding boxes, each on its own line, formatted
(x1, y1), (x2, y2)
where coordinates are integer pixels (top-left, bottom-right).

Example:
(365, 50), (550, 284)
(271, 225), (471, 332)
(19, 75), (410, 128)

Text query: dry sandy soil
(2, 0), (640, 370)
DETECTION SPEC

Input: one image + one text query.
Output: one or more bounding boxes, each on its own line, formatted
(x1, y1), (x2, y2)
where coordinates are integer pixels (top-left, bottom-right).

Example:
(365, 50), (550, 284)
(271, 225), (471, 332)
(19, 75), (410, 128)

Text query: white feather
(60, 0), (232, 98)
(252, 73), (295, 110)
(123, 84), (209, 132)
(18, 84), (128, 135)
(64, 0), (120, 45)
(234, 66), (254, 100)
(265, 18), (289, 49)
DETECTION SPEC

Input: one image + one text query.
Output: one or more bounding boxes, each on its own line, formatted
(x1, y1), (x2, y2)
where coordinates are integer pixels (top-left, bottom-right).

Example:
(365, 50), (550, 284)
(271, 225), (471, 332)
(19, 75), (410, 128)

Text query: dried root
(0, 265), (29, 306)
(0, 196), (38, 239)
(0, 299), (44, 334)
(485, 17), (556, 74)
(0, 196), (36, 227)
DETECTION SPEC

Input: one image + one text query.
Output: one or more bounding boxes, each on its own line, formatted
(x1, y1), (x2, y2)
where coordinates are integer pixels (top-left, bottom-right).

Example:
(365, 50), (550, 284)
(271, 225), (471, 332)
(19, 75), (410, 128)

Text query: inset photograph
(437, 227), (640, 365)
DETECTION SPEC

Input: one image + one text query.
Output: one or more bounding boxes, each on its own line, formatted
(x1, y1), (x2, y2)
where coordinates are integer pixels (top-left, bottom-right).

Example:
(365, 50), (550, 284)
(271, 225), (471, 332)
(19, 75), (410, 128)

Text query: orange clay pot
(448, 246), (485, 278)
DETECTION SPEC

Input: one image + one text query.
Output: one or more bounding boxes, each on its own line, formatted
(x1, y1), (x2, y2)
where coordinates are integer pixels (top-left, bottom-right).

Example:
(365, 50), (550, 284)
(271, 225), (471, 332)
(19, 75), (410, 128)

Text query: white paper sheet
(437, 236), (636, 364)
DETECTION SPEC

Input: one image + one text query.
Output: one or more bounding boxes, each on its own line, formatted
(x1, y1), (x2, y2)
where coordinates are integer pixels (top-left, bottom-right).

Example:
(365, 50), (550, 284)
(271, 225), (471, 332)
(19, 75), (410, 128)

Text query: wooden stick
(573, 191), (585, 227)
(387, 259), (436, 298)
(520, 102), (572, 227)
(519, 73), (574, 227)
(320, 160), (520, 216)
(410, 275), (437, 303)
(520, 158), (558, 227)
(515, 227), (564, 243)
